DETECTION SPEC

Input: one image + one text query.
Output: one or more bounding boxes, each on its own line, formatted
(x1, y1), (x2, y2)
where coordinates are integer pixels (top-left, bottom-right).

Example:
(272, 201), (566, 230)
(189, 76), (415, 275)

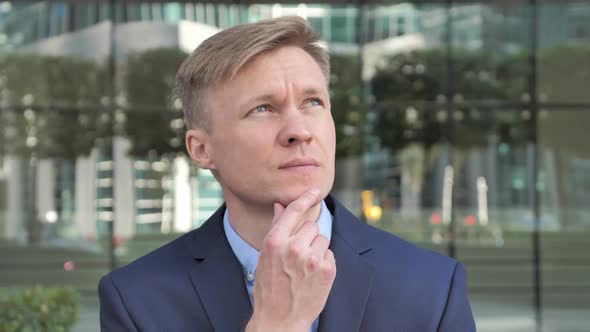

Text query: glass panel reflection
(449, 2), (531, 103)
(452, 108), (535, 331)
(366, 3), (449, 252)
(539, 109), (590, 331)
(1, 1), (589, 331)
(0, 4), (111, 330)
(538, 2), (590, 330)
(539, 1), (590, 104)
(449, 3), (535, 330)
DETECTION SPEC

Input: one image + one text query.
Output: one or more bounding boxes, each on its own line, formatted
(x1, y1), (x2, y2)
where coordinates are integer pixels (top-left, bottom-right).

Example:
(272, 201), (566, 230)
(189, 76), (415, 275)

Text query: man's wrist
(245, 314), (309, 332)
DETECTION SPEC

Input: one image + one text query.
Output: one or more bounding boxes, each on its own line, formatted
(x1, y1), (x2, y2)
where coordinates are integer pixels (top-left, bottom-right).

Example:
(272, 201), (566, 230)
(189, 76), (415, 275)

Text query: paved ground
(74, 296), (100, 332)
(75, 296), (590, 332)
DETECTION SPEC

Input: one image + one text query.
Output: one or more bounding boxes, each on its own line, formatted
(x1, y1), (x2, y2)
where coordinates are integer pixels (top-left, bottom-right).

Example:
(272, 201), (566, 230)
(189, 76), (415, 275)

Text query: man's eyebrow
(243, 88), (326, 107)
(302, 88), (325, 96)
(242, 94), (274, 108)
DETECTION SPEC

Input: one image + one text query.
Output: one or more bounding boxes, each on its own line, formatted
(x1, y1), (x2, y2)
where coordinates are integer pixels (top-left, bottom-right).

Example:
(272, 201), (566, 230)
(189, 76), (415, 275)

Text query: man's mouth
(279, 158), (320, 170)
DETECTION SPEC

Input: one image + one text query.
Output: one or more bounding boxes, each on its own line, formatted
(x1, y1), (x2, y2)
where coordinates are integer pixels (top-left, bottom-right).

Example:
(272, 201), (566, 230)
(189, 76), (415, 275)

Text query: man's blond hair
(175, 16), (330, 130)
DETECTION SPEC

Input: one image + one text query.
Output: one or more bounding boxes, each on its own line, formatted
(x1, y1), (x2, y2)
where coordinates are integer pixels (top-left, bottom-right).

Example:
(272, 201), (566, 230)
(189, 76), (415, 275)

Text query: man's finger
(272, 202), (286, 225)
(273, 188), (321, 235)
(309, 234), (330, 257)
(290, 220), (319, 248)
(324, 249), (335, 264)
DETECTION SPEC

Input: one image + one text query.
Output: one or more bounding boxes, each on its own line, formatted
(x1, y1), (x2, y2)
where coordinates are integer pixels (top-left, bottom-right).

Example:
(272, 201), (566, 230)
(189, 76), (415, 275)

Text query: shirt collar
(223, 200), (333, 282)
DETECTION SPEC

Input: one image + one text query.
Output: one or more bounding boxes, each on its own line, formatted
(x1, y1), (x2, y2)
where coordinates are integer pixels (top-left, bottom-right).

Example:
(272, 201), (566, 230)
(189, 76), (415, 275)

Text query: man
(99, 16), (476, 331)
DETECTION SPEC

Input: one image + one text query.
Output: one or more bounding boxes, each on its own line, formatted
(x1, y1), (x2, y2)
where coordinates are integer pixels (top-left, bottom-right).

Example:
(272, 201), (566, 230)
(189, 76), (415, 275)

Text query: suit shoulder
(104, 205), (226, 285)
(104, 230), (198, 285)
(350, 224), (474, 331)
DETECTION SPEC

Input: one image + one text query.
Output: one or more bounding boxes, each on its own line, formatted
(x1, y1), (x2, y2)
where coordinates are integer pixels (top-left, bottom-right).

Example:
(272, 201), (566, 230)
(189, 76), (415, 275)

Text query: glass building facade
(0, 1), (589, 331)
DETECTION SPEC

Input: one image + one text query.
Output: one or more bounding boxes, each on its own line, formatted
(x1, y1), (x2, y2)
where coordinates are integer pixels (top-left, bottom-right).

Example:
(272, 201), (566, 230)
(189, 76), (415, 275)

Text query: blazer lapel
(184, 196), (374, 332)
(186, 205), (252, 331)
(318, 196), (376, 332)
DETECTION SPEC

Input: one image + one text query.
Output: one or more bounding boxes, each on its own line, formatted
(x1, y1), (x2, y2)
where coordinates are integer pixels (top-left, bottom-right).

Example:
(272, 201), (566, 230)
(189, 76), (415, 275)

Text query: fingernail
(309, 188), (320, 196)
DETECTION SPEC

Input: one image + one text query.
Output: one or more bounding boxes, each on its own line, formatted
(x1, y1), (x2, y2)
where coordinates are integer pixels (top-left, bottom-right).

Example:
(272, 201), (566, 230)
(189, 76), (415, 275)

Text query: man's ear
(186, 128), (215, 170)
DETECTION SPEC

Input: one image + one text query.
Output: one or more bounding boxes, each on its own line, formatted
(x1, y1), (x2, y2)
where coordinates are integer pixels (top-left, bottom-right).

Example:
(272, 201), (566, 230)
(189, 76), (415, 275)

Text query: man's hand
(246, 189), (337, 332)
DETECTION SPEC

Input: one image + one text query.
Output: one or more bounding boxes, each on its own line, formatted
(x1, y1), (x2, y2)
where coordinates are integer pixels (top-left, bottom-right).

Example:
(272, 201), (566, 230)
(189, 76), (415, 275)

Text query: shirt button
(247, 272), (255, 282)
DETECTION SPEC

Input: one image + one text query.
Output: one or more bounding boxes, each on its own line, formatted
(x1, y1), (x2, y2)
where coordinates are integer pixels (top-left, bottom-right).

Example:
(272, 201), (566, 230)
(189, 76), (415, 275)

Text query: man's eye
(306, 98), (323, 107)
(253, 105), (270, 113)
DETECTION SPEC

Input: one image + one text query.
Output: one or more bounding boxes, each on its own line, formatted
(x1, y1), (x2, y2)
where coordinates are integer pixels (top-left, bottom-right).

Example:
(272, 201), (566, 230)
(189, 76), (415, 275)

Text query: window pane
(450, 2), (531, 103)
(539, 108), (590, 331)
(538, 2), (590, 103)
(0, 14), (111, 329)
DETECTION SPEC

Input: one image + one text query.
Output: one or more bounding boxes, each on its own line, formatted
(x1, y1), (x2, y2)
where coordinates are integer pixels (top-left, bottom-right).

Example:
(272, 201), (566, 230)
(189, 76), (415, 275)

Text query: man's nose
(278, 113), (313, 147)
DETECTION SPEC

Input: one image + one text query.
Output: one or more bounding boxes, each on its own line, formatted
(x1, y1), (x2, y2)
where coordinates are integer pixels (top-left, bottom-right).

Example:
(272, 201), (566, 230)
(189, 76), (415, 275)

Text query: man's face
(199, 46), (335, 208)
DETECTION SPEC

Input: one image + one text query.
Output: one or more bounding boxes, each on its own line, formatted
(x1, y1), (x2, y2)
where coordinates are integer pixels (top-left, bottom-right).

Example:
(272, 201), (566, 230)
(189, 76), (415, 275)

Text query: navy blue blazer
(99, 195), (476, 331)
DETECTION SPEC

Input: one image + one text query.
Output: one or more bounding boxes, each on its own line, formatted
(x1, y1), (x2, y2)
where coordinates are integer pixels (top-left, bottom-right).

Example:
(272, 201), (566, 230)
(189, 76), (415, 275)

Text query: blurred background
(0, 1), (589, 331)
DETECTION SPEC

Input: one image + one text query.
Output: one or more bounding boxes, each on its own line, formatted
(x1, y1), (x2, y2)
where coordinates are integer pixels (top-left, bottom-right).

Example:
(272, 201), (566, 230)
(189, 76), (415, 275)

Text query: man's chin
(274, 187), (328, 207)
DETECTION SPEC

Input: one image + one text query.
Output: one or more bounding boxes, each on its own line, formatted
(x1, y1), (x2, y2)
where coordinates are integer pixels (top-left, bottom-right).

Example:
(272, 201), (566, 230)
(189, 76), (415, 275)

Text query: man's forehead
(211, 47), (327, 99)
(237, 46), (323, 80)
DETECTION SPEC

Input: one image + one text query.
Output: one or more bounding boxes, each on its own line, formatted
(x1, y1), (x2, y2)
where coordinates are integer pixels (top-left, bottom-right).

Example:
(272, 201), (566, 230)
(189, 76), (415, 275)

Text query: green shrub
(0, 286), (79, 332)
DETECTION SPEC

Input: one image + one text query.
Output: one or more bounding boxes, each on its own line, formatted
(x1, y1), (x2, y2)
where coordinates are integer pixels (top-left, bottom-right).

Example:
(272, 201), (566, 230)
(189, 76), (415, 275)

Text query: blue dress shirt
(223, 201), (333, 332)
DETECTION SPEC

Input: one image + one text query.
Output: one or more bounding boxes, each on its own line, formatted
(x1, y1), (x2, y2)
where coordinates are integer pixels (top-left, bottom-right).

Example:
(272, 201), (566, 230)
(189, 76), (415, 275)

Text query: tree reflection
(123, 48), (188, 157)
(370, 48), (531, 230)
(0, 53), (108, 244)
(330, 54), (366, 159)
(0, 54), (108, 158)
(371, 48), (530, 150)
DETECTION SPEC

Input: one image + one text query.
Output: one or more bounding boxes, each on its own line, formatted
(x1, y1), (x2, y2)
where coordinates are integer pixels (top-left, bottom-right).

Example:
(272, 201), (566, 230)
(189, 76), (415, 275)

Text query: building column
(113, 137), (135, 239)
(172, 155), (192, 232)
(36, 159), (56, 224)
(3, 157), (24, 241)
(75, 148), (98, 239)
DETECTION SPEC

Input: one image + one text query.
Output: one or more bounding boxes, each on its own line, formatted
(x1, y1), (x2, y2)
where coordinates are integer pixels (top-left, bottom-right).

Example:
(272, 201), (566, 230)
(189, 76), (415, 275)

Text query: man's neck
(224, 196), (322, 251)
